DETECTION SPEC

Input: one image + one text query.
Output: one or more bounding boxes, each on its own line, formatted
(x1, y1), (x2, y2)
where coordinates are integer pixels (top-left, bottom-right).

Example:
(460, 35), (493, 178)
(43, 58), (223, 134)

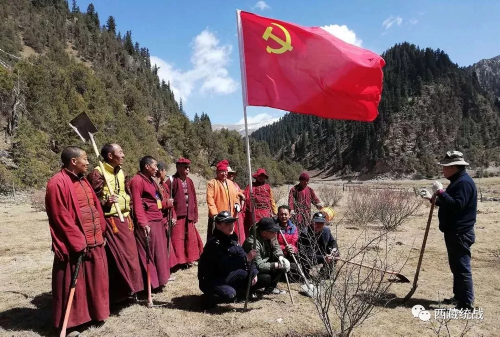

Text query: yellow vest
(95, 162), (131, 217)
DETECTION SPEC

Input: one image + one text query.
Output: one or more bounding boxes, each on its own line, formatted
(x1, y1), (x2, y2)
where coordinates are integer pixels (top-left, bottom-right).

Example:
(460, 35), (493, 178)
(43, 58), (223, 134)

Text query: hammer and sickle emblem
(262, 23), (293, 54)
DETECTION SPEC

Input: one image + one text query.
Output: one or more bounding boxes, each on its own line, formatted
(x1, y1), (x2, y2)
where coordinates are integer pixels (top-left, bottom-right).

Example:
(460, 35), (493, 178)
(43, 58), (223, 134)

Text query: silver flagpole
(236, 9), (256, 311)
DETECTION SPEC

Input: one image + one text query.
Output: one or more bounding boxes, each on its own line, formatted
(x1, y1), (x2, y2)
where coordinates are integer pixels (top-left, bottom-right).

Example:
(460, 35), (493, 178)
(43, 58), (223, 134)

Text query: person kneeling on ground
(198, 211), (258, 308)
(243, 217), (290, 295)
(298, 212), (339, 279)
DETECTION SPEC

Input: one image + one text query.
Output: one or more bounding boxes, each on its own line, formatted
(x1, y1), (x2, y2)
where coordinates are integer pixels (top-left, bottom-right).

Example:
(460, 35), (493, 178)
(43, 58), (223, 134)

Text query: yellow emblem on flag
(262, 23), (293, 54)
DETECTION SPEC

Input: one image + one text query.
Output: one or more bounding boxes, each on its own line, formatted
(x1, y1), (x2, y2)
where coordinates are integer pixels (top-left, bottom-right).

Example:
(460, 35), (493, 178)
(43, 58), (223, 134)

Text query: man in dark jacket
(298, 212), (339, 279)
(420, 151), (477, 310)
(243, 218), (290, 295)
(198, 211), (258, 308)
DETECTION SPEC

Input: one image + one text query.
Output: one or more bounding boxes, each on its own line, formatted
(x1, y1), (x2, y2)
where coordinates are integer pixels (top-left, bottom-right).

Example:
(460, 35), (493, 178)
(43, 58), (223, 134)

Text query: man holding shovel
(87, 143), (143, 302)
(420, 151), (477, 310)
(45, 146), (109, 334)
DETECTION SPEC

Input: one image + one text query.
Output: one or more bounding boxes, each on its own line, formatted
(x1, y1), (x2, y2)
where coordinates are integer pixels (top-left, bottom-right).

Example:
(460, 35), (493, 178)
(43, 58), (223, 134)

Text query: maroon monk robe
(130, 172), (171, 289)
(158, 180), (178, 269)
(46, 169), (109, 329)
(166, 173), (204, 264)
(232, 181), (246, 244)
(87, 169), (144, 301)
(288, 184), (322, 229)
(243, 182), (277, 237)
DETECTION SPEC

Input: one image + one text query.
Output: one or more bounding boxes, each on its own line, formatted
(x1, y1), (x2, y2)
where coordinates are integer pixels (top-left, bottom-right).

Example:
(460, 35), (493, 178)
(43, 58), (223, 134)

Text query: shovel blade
(69, 112), (98, 142)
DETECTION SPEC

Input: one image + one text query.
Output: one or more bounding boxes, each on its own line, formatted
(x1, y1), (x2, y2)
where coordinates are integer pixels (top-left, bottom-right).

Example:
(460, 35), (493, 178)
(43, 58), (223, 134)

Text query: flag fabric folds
(238, 10), (385, 122)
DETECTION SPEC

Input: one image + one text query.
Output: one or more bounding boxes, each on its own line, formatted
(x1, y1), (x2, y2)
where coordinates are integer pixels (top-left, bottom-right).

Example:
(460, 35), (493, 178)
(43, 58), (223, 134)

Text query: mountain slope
(213, 117), (281, 136)
(470, 55), (500, 99)
(0, 0), (301, 189)
(251, 43), (500, 178)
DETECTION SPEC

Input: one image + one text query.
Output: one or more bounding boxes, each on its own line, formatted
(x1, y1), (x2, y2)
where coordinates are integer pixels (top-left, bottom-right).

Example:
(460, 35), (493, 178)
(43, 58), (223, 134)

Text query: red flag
(237, 11), (385, 122)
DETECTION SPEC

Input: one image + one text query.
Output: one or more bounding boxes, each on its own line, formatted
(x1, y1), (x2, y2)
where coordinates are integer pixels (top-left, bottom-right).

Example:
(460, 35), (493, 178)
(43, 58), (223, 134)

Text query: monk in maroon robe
(243, 168), (277, 237)
(165, 158), (204, 267)
(87, 143), (143, 302)
(227, 166), (246, 244)
(288, 172), (324, 229)
(45, 146), (109, 332)
(130, 156), (172, 290)
(156, 161), (178, 270)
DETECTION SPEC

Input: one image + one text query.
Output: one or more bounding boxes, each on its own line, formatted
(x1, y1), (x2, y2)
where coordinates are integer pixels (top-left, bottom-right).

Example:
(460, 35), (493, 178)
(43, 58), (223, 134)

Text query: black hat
(312, 212), (327, 223)
(257, 217), (280, 232)
(215, 211), (237, 223)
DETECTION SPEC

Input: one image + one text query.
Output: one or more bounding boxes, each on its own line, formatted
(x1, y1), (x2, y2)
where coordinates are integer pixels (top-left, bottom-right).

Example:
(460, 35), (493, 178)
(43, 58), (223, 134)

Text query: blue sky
(78, 0), (500, 125)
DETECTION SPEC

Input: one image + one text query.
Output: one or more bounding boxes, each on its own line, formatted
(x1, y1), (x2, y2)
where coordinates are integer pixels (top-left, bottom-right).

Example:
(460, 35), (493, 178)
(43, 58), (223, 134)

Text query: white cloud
(409, 18), (418, 25)
(320, 24), (362, 47)
(382, 15), (403, 29)
(150, 29), (237, 102)
(237, 113), (273, 125)
(253, 1), (271, 11)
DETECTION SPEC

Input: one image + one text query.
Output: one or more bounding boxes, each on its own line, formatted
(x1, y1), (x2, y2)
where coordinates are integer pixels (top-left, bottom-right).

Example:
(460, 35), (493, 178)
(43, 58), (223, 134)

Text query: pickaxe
(69, 112), (124, 222)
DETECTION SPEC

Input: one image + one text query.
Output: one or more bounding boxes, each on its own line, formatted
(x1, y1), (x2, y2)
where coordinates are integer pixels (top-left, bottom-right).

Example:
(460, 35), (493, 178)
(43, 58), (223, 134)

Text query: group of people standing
(45, 146), (326, 334)
(44, 144), (478, 336)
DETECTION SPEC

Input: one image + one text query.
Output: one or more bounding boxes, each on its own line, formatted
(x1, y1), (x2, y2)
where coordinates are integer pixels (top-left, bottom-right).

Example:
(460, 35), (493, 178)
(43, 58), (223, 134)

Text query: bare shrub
(272, 186), (288, 206)
(297, 227), (408, 337)
(345, 188), (378, 226)
(317, 185), (343, 207)
(428, 310), (475, 336)
(0, 164), (16, 194)
(31, 189), (46, 212)
(374, 190), (423, 230)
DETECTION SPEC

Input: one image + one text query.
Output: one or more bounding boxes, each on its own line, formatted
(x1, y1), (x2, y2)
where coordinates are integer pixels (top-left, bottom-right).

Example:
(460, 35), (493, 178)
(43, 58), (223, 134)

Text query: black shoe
(442, 296), (458, 305)
(455, 304), (474, 310)
(203, 294), (219, 310)
(235, 292), (258, 303)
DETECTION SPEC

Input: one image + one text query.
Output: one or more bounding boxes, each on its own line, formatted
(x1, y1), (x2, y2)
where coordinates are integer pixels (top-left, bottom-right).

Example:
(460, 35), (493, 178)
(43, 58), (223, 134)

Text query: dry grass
(1, 178), (500, 336)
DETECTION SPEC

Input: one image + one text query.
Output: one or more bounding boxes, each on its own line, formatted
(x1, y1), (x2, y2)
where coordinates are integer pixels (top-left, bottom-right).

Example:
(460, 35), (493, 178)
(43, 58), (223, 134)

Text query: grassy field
(0, 177), (499, 336)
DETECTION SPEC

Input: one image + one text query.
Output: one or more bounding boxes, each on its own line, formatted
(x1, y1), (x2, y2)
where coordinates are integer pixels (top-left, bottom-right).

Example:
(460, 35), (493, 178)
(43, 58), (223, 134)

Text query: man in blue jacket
(420, 151), (477, 310)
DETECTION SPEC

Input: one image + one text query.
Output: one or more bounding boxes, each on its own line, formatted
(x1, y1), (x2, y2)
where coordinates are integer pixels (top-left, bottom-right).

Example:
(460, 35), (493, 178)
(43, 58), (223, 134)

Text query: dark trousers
(444, 231), (475, 306)
(201, 269), (258, 303)
(207, 217), (214, 242)
(255, 269), (284, 292)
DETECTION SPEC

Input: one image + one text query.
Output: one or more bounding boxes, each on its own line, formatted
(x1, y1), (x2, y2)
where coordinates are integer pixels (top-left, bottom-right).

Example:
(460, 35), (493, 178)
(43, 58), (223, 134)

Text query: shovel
(403, 197), (437, 303)
(278, 231), (318, 298)
(333, 256), (410, 283)
(69, 112), (124, 222)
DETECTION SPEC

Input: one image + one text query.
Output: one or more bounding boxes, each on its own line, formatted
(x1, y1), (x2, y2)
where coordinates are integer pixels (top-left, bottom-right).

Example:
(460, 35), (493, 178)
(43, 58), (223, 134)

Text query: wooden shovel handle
(411, 197), (436, 287)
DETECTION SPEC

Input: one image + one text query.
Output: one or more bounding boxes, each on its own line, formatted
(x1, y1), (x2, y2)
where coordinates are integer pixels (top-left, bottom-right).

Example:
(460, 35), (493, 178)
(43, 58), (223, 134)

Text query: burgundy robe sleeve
(288, 187), (295, 211)
(46, 180), (86, 254)
(87, 179), (107, 236)
(130, 177), (149, 228)
(87, 169), (109, 211)
(190, 179), (199, 223)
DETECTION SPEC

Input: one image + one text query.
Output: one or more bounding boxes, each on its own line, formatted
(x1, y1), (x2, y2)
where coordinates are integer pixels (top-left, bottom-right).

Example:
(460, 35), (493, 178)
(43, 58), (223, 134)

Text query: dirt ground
(0, 177), (499, 337)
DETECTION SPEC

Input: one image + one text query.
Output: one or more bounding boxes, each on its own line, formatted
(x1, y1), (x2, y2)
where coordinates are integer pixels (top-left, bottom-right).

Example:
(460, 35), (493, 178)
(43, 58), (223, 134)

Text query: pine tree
(124, 30), (134, 55)
(106, 15), (116, 35)
(71, 0), (79, 14)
